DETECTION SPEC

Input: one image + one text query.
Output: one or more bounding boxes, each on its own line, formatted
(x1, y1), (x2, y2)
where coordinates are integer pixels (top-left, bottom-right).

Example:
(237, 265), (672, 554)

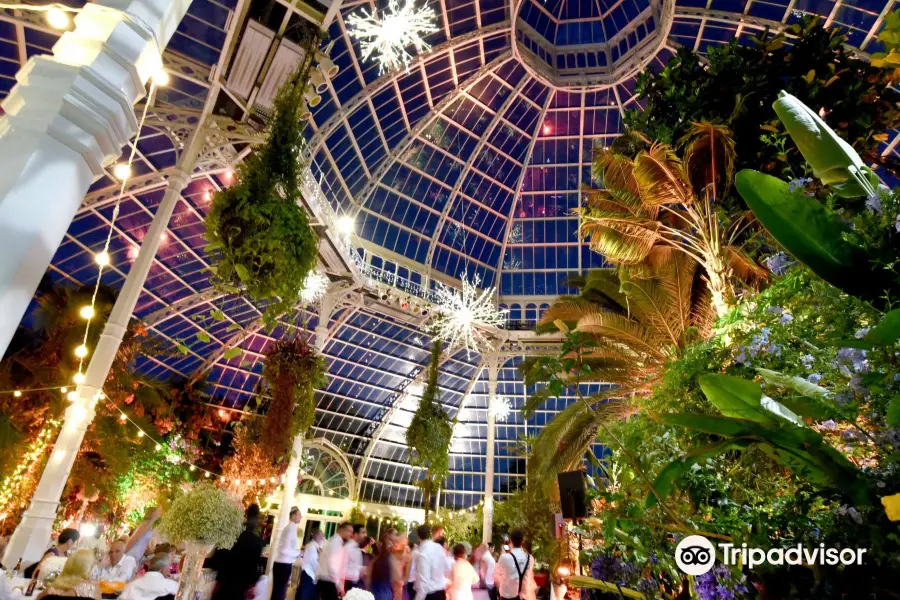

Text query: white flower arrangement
(158, 484), (244, 549)
(344, 588), (376, 600)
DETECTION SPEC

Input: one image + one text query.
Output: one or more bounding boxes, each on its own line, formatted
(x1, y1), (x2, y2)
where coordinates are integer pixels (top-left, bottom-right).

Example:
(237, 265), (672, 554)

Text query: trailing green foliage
(205, 24), (321, 321)
(406, 341), (454, 521)
(261, 337), (328, 462)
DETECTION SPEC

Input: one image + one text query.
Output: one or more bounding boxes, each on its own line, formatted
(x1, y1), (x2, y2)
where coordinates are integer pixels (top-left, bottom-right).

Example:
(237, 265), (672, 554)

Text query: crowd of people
(1, 504), (538, 600)
(276, 520), (536, 600)
(0, 507), (180, 600)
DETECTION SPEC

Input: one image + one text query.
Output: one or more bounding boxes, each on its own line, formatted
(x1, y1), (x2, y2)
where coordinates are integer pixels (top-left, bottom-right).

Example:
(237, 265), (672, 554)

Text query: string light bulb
(205, 472), (210, 478)
(66, 391), (78, 401)
(46, 7), (68, 29)
(137, 431), (144, 438)
(61, 387), (67, 394)
(74, 345), (88, 358)
(13, 391), (21, 398)
(113, 163), (131, 180)
(118, 413), (126, 422)
(73, 372), (85, 385)
(190, 465), (196, 472)
(155, 444), (162, 451)
(79, 305), (95, 319)
(94, 251), (110, 267)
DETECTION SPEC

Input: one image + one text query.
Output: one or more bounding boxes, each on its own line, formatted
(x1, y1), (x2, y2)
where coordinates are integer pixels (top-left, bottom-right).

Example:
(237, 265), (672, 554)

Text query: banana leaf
(735, 170), (880, 305)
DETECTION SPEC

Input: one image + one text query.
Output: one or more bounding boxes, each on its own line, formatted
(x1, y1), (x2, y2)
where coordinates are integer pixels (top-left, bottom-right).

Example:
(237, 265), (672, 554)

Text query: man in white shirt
(92, 540), (137, 582)
(119, 553), (178, 600)
(317, 522), (353, 600)
(343, 524), (366, 592)
(494, 531), (534, 600)
(273, 506), (304, 600)
(482, 543), (497, 600)
(298, 529), (324, 600)
(414, 524), (450, 600)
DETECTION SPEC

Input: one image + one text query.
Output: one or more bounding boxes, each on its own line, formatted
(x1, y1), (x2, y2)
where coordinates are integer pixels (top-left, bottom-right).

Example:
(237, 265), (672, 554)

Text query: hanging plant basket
(205, 27), (322, 320)
(261, 337), (328, 460)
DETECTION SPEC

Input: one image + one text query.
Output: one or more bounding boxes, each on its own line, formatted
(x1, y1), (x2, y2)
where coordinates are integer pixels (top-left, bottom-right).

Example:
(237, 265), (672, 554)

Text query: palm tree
(577, 123), (765, 317)
(521, 254), (713, 485)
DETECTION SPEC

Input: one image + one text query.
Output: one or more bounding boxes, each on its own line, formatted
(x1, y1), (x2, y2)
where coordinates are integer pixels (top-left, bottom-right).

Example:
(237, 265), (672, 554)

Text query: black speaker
(558, 470), (587, 520)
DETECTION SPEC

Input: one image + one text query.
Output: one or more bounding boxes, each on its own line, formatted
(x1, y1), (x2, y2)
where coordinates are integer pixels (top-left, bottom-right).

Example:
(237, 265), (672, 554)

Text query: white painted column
(266, 294), (334, 584)
(2, 167), (192, 566)
(482, 357), (499, 544)
(0, 0), (192, 359)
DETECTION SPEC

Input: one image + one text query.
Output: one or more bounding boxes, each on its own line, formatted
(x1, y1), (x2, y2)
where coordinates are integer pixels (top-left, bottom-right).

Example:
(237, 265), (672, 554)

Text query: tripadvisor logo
(674, 535), (867, 575)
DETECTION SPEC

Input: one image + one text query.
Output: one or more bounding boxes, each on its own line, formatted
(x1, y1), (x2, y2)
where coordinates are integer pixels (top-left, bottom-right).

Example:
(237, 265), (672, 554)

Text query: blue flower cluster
(695, 564), (750, 600)
(589, 554), (636, 587)
(734, 327), (782, 366)
(763, 252), (792, 276)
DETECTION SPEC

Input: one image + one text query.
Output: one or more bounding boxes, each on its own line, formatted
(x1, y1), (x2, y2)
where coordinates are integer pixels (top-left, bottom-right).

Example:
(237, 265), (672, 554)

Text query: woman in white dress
(448, 544), (479, 600)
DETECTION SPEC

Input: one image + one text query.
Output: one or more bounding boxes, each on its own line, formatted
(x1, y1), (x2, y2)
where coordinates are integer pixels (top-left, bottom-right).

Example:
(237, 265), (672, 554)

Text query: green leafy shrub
(628, 16), (900, 180)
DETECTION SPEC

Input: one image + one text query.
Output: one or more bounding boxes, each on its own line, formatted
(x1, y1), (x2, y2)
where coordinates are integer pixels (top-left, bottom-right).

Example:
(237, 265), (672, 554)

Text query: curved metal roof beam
(305, 21), (512, 154)
(495, 88), (555, 277)
(423, 74), (532, 276)
(348, 51), (514, 215)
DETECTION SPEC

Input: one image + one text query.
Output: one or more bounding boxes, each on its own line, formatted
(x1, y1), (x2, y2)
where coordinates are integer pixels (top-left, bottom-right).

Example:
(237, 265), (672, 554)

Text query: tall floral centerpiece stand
(159, 484), (244, 600)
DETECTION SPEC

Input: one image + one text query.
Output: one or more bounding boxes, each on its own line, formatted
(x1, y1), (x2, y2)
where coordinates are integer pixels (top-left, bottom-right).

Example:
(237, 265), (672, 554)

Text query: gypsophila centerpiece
(158, 484), (243, 548)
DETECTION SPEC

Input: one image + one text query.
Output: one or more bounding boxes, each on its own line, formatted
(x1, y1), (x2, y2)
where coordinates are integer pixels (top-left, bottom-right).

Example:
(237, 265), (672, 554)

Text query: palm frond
(633, 144), (693, 206)
(726, 245), (768, 285)
(576, 312), (668, 360)
(579, 217), (663, 264)
(680, 121), (737, 200)
(655, 253), (697, 339)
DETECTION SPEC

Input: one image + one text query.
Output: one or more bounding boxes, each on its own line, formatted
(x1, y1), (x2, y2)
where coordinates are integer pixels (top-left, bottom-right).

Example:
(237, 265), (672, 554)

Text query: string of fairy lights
(0, 384), (274, 490)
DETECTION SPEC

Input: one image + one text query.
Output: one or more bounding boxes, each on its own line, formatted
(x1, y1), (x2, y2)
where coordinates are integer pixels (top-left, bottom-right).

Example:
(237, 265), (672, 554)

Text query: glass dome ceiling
(1, 0), (898, 510)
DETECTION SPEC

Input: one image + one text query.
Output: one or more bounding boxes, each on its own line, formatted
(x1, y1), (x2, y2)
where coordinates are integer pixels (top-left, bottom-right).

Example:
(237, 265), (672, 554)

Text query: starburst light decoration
(489, 396), (513, 422)
(347, 0), (439, 74)
(432, 273), (507, 354)
(299, 271), (329, 304)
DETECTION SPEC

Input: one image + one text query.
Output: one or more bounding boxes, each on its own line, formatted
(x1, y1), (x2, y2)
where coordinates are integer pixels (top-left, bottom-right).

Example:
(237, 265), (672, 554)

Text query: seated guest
(24, 528), (81, 579)
(92, 540), (136, 582)
(118, 553), (178, 600)
(36, 549), (101, 599)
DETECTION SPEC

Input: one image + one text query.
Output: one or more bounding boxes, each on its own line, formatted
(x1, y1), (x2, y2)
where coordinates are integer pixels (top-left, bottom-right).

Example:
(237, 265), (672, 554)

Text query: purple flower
(788, 178), (813, 193)
(767, 306), (783, 315)
(818, 419), (838, 431)
(866, 193), (883, 214)
(837, 505), (863, 525)
(855, 328), (870, 339)
(734, 348), (750, 366)
(779, 313), (794, 325)
(764, 252), (792, 276)
(895, 214), (900, 232)
(801, 354), (816, 369)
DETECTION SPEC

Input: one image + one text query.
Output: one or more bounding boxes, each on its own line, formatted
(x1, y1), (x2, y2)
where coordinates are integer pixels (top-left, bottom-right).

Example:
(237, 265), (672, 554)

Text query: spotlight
(299, 101), (312, 121)
(94, 251), (110, 267)
(46, 7), (69, 30)
(223, 169), (234, 182)
(202, 190), (211, 202)
(303, 87), (322, 107)
(79, 523), (97, 537)
(154, 69), (170, 86)
(309, 69), (329, 93)
(381, 293), (389, 301)
(316, 54), (339, 78)
(74, 345), (89, 358)
(79, 305), (95, 319)
(557, 566), (571, 577)
(113, 163), (131, 180)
